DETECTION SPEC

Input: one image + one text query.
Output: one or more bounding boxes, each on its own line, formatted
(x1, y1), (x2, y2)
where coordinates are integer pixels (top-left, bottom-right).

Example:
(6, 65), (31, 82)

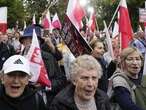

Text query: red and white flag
(52, 13), (62, 30)
(88, 11), (96, 32)
(26, 29), (51, 88)
(66, 0), (86, 30)
(0, 7), (7, 33)
(32, 14), (36, 25)
(104, 21), (114, 60)
(119, 0), (133, 49)
(42, 10), (52, 31)
(112, 21), (119, 38)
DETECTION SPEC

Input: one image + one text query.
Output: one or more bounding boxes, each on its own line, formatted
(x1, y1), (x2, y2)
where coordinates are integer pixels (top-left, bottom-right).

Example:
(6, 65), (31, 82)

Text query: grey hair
(69, 54), (102, 83)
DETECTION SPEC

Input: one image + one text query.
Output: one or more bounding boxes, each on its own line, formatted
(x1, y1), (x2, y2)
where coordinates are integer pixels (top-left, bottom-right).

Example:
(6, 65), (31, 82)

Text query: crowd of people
(0, 23), (146, 110)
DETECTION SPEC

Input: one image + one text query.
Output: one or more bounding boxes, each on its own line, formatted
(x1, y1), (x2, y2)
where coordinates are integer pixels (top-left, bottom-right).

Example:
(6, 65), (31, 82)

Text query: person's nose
(13, 76), (20, 83)
(87, 78), (94, 86)
(132, 59), (139, 64)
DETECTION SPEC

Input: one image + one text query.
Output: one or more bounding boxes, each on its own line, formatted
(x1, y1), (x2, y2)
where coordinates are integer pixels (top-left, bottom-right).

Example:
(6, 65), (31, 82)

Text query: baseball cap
(23, 25), (41, 37)
(19, 24), (44, 43)
(2, 55), (31, 75)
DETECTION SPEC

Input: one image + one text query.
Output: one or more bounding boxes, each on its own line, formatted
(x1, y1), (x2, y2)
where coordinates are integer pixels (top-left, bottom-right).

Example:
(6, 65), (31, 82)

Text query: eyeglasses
(125, 57), (141, 63)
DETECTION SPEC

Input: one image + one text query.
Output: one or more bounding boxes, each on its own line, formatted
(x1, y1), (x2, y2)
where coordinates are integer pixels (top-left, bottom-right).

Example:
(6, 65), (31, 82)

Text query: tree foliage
(0, 0), (25, 28)
(94, 0), (146, 31)
(0, 0), (145, 31)
(23, 0), (49, 24)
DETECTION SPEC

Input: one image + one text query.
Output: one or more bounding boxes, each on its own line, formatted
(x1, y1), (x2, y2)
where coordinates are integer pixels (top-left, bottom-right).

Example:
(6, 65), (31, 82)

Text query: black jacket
(97, 58), (117, 92)
(49, 84), (111, 110)
(41, 51), (67, 107)
(42, 51), (66, 94)
(0, 42), (16, 70)
(0, 85), (47, 110)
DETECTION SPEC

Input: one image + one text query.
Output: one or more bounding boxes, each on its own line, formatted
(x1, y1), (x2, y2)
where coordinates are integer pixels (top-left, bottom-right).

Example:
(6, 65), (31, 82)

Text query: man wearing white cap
(0, 55), (47, 110)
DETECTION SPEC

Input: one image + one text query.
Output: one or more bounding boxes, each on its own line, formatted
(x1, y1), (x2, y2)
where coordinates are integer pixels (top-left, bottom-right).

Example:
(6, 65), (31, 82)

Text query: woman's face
(123, 51), (142, 78)
(91, 42), (105, 59)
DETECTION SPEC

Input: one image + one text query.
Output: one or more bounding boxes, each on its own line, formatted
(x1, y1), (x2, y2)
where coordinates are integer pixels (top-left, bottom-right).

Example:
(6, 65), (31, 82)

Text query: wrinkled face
(73, 69), (98, 101)
(124, 51), (142, 78)
(1, 72), (29, 98)
(92, 42), (105, 59)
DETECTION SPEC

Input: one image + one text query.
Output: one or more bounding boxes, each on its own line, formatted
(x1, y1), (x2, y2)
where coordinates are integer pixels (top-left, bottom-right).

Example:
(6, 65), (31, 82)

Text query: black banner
(61, 15), (92, 57)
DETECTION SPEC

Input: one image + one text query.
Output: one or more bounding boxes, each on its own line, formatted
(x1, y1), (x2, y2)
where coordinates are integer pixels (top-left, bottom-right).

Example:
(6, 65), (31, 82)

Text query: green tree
(23, 0), (49, 24)
(0, 0), (25, 29)
(94, 0), (146, 31)
(23, 0), (66, 24)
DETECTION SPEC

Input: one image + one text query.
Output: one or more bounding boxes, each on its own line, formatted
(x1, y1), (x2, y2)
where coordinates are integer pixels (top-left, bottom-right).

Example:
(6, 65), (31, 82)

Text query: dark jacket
(41, 51), (67, 107)
(0, 42), (15, 70)
(97, 58), (116, 92)
(0, 85), (47, 110)
(42, 51), (66, 93)
(49, 84), (111, 110)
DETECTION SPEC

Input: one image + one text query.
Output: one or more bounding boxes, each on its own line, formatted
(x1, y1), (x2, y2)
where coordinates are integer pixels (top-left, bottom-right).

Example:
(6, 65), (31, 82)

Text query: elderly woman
(111, 47), (144, 110)
(0, 55), (47, 110)
(49, 54), (111, 110)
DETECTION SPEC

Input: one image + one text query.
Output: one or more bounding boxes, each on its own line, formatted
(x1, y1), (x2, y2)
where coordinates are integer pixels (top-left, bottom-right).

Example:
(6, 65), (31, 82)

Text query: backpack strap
(109, 72), (136, 102)
(112, 73), (136, 89)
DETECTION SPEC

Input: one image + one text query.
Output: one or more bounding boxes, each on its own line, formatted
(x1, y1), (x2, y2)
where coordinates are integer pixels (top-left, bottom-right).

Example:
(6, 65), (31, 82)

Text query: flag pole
(108, 0), (120, 29)
(103, 20), (114, 59)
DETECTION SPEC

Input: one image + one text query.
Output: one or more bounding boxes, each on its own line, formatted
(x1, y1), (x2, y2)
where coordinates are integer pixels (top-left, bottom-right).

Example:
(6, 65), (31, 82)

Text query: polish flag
(0, 7), (7, 33)
(26, 29), (51, 88)
(88, 11), (96, 32)
(104, 21), (114, 60)
(112, 21), (119, 38)
(119, 0), (133, 49)
(32, 14), (36, 25)
(66, 0), (86, 31)
(42, 10), (52, 31)
(52, 13), (62, 30)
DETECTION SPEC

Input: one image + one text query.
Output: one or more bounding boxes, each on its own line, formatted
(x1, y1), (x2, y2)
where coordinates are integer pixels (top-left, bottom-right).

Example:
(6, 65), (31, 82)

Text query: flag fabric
(112, 21), (119, 38)
(118, 0), (133, 49)
(32, 14), (36, 25)
(26, 29), (51, 88)
(103, 21), (114, 60)
(39, 17), (42, 25)
(42, 10), (52, 31)
(88, 11), (96, 32)
(66, 0), (86, 30)
(23, 21), (27, 30)
(52, 13), (62, 30)
(0, 7), (7, 33)
(138, 25), (143, 32)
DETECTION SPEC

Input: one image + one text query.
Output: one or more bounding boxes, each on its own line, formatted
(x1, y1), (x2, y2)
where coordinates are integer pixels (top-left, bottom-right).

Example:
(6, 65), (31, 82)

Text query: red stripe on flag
(0, 23), (7, 33)
(52, 20), (61, 29)
(119, 6), (132, 49)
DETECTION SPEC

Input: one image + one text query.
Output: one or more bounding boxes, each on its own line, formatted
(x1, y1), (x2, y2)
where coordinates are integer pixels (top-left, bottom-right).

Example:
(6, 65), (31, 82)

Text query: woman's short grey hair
(69, 54), (102, 82)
